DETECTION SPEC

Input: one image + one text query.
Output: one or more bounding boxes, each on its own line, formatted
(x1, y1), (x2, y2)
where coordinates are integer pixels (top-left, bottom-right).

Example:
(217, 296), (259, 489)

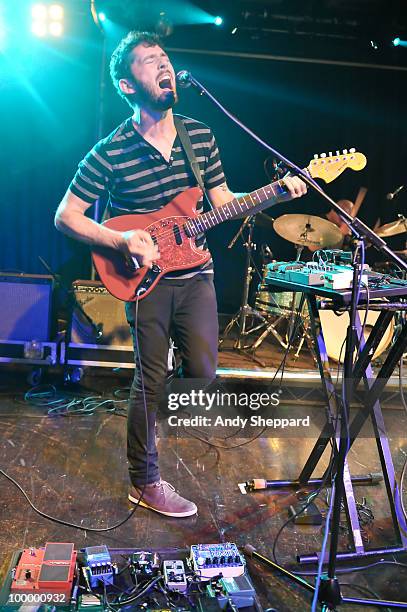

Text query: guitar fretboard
(184, 179), (290, 237)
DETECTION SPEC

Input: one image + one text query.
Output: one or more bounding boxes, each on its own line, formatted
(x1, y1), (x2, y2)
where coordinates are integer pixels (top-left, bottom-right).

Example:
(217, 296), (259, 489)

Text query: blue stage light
(393, 37), (400, 46)
(98, 12), (106, 22)
(214, 16), (223, 26)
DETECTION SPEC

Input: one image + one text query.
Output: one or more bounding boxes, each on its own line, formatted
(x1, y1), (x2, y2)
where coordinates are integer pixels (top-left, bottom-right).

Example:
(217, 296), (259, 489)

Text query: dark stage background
(1, 1), (406, 313)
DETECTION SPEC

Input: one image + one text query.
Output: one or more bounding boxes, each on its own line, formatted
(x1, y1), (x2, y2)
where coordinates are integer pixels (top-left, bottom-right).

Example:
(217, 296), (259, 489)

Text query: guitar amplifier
(63, 280), (134, 369)
(0, 273), (54, 341)
(70, 280), (132, 346)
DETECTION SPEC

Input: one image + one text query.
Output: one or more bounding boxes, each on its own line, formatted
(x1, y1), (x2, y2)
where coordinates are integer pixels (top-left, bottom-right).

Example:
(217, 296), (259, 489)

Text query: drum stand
(219, 216), (288, 367)
(246, 242), (314, 361)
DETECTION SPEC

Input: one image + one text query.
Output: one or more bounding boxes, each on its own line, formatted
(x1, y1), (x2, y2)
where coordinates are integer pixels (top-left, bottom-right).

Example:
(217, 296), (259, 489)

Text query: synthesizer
(264, 261), (369, 290)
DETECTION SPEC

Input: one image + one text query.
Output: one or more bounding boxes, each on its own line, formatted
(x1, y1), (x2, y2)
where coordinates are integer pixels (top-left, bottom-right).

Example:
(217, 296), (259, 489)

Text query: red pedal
(10, 542), (77, 604)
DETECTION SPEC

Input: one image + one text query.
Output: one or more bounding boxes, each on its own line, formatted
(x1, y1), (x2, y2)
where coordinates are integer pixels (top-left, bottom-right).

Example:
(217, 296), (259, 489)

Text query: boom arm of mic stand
(186, 75), (407, 272)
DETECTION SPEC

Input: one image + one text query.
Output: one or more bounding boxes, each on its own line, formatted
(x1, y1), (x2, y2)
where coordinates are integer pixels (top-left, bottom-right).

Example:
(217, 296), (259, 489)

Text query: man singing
(55, 31), (307, 517)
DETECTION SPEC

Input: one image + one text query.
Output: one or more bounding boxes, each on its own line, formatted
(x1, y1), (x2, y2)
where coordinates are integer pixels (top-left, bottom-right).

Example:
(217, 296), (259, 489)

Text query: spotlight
(49, 4), (64, 20)
(31, 21), (47, 37)
(231, 26), (238, 34)
(49, 21), (63, 36)
(393, 37), (400, 46)
(31, 2), (65, 38)
(98, 12), (106, 22)
(214, 16), (223, 26)
(0, 17), (6, 51)
(370, 40), (378, 50)
(31, 3), (47, 20)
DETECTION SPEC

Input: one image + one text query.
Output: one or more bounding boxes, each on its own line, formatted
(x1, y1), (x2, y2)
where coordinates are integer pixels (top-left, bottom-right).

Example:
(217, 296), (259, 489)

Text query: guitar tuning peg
(342, 149), (348, 154)
(349, 147), (356, 153)
(320, 153), (326, 158)
(314, 154), (318, 159)
(328, 152), (333, 157)
(336, 150), (340, 156)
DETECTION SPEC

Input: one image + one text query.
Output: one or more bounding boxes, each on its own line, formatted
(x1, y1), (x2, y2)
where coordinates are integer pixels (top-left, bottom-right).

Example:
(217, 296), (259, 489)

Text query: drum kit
(220, 194), (406, 365)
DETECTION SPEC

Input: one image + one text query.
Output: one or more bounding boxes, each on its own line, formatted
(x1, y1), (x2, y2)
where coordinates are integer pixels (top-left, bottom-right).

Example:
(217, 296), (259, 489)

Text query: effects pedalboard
(2, 541), (260, 611)
(265, 260), (369, 289)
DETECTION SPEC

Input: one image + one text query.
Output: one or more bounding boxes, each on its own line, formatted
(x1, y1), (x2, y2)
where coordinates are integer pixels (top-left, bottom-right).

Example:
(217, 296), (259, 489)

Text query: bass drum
(319, 309), (394, 363)
(255, 286), (304, 315)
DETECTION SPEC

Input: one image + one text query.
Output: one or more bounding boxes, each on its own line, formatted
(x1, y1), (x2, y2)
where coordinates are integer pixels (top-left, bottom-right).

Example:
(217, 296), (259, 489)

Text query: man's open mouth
(158, 76), (172, 90)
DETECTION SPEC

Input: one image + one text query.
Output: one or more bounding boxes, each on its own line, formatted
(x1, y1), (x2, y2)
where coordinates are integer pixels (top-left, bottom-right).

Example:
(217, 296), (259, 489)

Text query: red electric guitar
(92, 150), (366, 301)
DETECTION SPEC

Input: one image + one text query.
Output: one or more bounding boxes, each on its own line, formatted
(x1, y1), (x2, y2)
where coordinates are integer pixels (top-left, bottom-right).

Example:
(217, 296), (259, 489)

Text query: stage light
(49, 4), (64, 21)
(49, 21), (63, 36)
(98, 12), (106, 22)
(31, 2), (65, 38)
(231, 27), (237, 34)
(31, 3), (48, 21)
(393, 37), (400, 46)
(0, 20), (5, 51)
(31, 20), (47, 37)
(214, 16), (223, 26)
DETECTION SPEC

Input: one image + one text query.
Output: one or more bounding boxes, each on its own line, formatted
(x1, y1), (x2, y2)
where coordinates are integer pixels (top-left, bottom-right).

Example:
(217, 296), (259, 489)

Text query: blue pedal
(83, 545), (114, 588)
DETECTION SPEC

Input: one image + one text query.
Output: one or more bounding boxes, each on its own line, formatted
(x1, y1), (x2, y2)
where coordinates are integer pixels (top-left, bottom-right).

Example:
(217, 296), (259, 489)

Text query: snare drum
(319, 309), (394, 363)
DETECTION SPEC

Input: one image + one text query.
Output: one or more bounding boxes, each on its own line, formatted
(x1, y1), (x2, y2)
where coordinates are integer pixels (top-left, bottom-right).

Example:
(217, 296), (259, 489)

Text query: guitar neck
(185, 170), (308, 237)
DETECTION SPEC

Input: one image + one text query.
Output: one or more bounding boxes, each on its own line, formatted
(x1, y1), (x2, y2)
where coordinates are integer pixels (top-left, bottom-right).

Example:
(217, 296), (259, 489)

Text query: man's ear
(119, 78), (136, 95)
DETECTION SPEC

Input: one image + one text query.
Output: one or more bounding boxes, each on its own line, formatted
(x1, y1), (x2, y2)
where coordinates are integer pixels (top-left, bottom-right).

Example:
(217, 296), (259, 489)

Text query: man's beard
(136, 80), (178, 111)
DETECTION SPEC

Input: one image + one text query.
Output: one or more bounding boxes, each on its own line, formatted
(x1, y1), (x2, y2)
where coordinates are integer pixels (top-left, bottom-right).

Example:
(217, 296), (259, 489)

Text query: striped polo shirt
(69, 114), (226, 278)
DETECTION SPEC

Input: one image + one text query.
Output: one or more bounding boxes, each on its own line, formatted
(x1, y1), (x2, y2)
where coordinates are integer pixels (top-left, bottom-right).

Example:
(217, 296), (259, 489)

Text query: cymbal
(375, 217), (407, 237)
(273, 214), (342, 248)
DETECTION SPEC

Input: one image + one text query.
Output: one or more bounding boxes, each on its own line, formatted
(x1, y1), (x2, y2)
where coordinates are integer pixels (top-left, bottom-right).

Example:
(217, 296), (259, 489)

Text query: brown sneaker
(128, 480), (198, 517)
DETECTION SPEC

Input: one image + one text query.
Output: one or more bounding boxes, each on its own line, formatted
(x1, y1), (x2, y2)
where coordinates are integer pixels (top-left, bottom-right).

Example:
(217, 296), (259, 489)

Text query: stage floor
(0, 339), (407, 610)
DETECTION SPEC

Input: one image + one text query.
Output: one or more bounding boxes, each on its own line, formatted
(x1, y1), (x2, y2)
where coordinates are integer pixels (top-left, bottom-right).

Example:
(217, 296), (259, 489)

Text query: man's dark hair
(109, 31), (163, 106)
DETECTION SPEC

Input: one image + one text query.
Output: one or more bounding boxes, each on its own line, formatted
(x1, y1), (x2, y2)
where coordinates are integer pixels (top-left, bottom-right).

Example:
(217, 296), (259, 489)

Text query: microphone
(176, 70), (193, 88)
(386, 185), (404, 200)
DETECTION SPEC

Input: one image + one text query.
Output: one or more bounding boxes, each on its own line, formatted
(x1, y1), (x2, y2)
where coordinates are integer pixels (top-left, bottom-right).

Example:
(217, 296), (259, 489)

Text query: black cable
(0, 299), (149, 532)
(293, 558), (407, 577)
(399, 452), (407, 526)
(340, 582), (392, 612)
(400, 357), (407, 414)
(272, 436), (337, 565)
(108, 575), (162, 607)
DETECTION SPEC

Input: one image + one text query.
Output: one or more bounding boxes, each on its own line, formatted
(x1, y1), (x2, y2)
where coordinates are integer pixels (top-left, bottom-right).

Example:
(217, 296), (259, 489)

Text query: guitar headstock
(308, 149), (367, 183)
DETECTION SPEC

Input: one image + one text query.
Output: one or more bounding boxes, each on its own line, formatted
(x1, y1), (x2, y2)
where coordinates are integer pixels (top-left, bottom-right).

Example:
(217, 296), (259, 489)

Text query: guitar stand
(251, 283), (407, 566)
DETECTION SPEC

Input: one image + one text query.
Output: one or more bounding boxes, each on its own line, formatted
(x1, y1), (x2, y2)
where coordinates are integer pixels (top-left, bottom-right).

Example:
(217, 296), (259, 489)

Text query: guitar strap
(174, 115), (213, 209)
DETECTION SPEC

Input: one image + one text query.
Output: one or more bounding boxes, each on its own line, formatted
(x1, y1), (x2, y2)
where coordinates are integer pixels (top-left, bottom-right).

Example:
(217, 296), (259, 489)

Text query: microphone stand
(184, 73), (407, 609)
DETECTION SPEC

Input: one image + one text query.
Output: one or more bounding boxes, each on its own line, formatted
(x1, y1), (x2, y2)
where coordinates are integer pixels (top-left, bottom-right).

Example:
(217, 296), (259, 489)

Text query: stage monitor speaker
(70, 280), (132, 347)
(0, 273), (54, 341)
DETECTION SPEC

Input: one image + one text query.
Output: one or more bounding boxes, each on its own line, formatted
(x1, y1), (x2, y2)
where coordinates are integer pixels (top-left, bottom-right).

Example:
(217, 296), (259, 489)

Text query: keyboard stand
(261, 279), (407, 564)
